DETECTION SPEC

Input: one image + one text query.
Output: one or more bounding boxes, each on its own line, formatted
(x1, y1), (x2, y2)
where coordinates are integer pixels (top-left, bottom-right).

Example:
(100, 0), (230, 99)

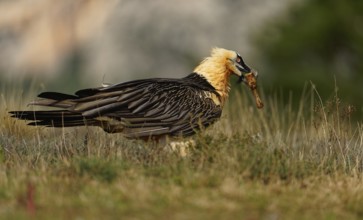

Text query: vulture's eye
(236, 57), (241, 63)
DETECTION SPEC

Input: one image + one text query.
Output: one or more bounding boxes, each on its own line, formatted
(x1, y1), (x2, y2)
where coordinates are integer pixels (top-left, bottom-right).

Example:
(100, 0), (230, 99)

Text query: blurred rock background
(0, 0), (362, 116)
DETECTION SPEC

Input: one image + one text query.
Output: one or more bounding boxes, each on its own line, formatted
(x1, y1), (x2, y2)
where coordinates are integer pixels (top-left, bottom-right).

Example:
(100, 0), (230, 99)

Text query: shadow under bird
(10, 48), (263, 140)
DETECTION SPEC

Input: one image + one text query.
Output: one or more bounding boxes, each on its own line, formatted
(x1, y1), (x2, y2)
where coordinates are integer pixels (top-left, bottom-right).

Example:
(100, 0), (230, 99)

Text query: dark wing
(106, 82), (222, 138)
(74, 79), (222, 138)
(10, 75), (222, 139)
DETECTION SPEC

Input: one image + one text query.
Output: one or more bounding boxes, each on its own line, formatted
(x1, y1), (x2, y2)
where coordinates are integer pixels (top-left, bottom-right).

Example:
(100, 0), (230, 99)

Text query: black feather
(38, 92), (78, 100)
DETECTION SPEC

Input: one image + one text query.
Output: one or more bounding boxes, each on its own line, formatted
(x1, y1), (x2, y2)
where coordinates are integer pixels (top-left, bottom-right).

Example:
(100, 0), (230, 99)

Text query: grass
(0, 82), (363, 219)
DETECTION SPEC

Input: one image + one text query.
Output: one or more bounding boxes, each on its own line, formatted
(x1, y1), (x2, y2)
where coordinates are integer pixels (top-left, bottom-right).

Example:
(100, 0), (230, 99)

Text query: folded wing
(10, 76), (222, 139)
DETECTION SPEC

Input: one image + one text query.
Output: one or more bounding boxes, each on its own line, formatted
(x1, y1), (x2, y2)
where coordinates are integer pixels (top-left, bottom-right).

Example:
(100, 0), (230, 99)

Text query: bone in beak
(244, 72), (264, 109)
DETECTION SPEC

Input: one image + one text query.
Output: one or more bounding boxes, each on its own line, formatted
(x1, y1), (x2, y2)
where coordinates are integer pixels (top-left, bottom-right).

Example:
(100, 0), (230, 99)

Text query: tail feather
(9, 110), (97, 127)
(27, 119), (99, 127)
(38, 92), (78, 100)
(9, 90), (116, 129)
(25, 92), (79, 108)
(10, 110), (82, 120)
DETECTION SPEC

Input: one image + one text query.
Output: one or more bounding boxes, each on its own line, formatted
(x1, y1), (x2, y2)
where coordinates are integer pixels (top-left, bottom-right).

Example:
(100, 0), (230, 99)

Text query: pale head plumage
(194, 48), (251, 104)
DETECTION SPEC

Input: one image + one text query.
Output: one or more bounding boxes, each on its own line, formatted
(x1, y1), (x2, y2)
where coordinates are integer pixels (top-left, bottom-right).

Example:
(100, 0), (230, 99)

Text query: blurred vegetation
(254, 0), (363, 118)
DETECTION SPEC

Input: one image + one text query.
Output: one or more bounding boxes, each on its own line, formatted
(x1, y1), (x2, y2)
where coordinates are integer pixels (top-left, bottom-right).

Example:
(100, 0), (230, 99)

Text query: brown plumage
(10, 48), (262, 140)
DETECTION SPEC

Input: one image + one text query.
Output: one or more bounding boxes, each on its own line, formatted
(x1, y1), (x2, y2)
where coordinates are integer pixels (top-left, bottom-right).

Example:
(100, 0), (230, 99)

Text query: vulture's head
(194, 48), (263, 108)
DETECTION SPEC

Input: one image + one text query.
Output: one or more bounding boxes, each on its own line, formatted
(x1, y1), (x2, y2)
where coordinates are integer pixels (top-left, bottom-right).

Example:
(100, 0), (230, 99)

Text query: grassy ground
(1, 83), (363, 220)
